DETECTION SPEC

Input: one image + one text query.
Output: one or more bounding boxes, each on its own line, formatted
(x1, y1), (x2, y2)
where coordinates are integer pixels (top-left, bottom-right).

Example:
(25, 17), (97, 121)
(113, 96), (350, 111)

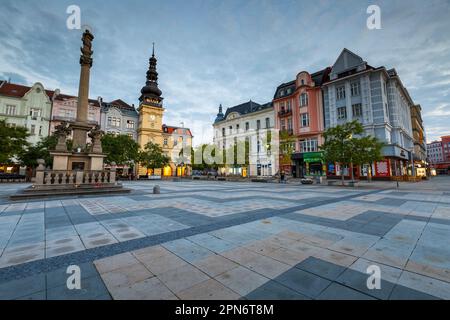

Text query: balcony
(278, 109), (292, 117)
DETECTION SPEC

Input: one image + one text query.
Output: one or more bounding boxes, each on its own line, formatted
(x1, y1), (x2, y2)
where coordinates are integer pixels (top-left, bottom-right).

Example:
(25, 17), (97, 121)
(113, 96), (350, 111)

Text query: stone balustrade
(34, 159), (117, 187)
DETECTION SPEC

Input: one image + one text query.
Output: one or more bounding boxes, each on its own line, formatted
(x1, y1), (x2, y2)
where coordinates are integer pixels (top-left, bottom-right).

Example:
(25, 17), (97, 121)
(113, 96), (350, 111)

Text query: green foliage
(320, 120), (384, 180)
(191, 144), (222, 171)
(101, 134), (139, 166)
(279, 130), (295, 165)
(138, 141), (170, 170)
(18, 135), (57, 168)
(0, 120), (29, 164)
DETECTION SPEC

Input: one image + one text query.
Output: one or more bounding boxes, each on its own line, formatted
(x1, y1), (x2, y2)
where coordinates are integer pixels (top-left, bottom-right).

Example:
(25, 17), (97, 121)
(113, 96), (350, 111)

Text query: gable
(330, 49), (367, 79)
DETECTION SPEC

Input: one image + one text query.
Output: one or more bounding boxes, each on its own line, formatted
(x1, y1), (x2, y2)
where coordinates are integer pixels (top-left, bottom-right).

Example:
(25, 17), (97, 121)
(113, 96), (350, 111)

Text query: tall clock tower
(137, 44), (165, 176)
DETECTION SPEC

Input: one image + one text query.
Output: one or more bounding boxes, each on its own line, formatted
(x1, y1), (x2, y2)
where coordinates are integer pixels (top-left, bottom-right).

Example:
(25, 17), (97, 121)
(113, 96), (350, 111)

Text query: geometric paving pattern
(0, 179), (450, 299)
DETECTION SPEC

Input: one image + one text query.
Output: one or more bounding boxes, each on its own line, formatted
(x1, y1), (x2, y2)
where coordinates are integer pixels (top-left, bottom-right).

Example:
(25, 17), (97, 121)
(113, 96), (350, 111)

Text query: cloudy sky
(1, 0), (449, 145)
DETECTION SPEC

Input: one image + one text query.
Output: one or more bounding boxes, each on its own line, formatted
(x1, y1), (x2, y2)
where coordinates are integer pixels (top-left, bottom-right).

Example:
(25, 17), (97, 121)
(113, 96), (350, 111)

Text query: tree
(190, 144), (223, 172)
(101, 134), (139, 167)
(352, 136), (384, 182)
(0, 120), (29, 164)
(138, 141), (170, 175)
(321, 120), (384, 184)
(18, 135), (57, 169)
(279, 130), (295, 171)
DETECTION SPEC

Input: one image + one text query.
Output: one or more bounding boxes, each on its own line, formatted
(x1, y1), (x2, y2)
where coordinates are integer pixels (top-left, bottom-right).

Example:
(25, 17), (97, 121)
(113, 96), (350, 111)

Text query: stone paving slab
(1, 179), (450, 299)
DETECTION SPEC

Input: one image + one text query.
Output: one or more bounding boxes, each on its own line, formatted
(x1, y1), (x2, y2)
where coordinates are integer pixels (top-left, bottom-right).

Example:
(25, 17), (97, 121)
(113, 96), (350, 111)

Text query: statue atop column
(88, 124), (104, 154)
(53, 121), (71, 152)
(80, 29), (94, 67)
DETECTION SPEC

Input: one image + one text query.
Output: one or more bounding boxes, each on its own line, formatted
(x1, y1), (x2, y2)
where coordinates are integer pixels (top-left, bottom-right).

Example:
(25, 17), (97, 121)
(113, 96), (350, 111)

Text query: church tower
(137, 44), (165, 176)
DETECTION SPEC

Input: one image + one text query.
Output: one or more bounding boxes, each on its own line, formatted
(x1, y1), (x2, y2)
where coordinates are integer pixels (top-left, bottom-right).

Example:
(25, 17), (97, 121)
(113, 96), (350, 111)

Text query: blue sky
(1, 0), (449, 145)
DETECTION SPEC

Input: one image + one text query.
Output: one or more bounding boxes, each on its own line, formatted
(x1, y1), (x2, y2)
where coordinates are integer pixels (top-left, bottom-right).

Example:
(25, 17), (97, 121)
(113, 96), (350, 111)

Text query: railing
(278, 110), (292, 117)
(35, 169), (116, 187)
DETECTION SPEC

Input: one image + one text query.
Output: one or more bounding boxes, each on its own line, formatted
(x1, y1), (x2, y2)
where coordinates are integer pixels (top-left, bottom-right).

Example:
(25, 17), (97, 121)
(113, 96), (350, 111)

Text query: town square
(1, 0), (450, 305)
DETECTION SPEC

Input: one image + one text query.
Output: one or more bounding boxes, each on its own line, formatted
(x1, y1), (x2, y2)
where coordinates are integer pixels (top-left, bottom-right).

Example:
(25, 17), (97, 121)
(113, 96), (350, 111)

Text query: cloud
(0, 0), (449, 145)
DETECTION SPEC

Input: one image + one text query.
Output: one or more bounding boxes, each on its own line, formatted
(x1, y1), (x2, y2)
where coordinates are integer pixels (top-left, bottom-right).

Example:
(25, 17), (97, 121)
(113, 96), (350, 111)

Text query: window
(265, 117), (270, 128)
(236, 124), (240, 132)
(257, 140), (261, 153)
(300, 139), (318, 152)
(30, 125), (36, 135)
(222, 128), (226, 137)
(39, 126), (43, 136)
(163, 138), (168, 146)
(300, 93), (308, 106)
(286, 100), (292, 111)
(109, 117), (121, 127)
(30, 108), (41, 118)
(336, 86), (346, 100)
(281, 119), (286, 131)
(126, 120), (135, 129)
(6, 105), (16, 115)
(229, 126), (232, 134)
(245, 122), (249, 131)
(287, 118), (293, 131)
(88, 112), (96, 121)
(301, 79), (305, 85)
(257, 120), (261, 130)
(352, 103), (363, 117)
(301, 113), (310, 127)
(337, 106), (347, 120)
(350, 82), (360, 96)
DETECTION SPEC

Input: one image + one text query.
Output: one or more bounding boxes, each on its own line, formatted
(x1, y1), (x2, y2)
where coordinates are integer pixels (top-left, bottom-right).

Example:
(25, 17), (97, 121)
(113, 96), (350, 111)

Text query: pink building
(273, 68), (330, 177)
(50, 91), (101, 136)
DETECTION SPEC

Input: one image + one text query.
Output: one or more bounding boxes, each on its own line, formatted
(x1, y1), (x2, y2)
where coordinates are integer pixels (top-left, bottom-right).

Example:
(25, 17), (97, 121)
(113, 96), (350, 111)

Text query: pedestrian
(280, 171), (285, 184)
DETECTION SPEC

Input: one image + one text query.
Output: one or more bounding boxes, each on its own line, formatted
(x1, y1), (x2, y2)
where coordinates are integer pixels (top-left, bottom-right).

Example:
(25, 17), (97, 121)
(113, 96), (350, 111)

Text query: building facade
(162, 125), (193, 177)
(322, 49), (416, 180)
(50, 92), (101, 137)
(213, 101), (277, 177)
(442, 136), (450, 163)
(0, 81), (53, 145)
(100, 99), (139, 140)
(427, 140), (443, 164)
(273, 68), (330, 178)
(410, 104), (427, 176)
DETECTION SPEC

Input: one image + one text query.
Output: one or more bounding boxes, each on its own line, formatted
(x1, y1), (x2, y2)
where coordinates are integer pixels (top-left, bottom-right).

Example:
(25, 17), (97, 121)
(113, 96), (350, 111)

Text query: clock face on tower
(150, 114), (155, 121)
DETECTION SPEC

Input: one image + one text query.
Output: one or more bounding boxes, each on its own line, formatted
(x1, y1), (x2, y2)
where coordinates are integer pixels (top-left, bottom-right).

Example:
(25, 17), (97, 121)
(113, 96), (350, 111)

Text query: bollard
(153, 185), (160, 194)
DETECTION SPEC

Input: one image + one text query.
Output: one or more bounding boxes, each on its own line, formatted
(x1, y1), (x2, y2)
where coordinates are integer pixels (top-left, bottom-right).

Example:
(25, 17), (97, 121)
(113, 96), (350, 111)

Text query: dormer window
(301, 79), (305, 85)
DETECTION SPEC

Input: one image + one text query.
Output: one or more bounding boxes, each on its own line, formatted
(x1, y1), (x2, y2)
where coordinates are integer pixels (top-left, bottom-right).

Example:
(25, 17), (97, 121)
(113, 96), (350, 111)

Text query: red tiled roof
(0, 82), (55, 99)
(54, 92), (100, 107)
(162, 124), (192, 136)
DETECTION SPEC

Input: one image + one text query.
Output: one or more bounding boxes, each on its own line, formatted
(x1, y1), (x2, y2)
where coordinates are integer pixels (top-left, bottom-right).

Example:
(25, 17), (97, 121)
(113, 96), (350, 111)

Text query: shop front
(303, 152), (326, 177)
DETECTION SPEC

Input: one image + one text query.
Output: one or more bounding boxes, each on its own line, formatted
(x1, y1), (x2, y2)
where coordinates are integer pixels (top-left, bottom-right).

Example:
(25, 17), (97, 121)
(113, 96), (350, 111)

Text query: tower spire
(139, 43), (162, 104)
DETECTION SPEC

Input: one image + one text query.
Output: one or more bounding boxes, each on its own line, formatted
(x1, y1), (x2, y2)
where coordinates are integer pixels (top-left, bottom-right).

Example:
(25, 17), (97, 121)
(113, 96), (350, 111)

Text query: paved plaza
(0, 177), (450, 300)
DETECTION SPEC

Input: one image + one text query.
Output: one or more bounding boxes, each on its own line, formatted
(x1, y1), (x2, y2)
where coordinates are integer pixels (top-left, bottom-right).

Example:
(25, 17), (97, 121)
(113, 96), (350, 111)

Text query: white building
(213, 101), (278, 177)
(322, 49), (416, 178)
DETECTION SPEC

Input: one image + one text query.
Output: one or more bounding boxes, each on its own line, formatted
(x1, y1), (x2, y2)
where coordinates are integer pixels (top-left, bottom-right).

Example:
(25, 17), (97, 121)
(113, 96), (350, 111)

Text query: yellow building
(137, 46), (193, 177)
